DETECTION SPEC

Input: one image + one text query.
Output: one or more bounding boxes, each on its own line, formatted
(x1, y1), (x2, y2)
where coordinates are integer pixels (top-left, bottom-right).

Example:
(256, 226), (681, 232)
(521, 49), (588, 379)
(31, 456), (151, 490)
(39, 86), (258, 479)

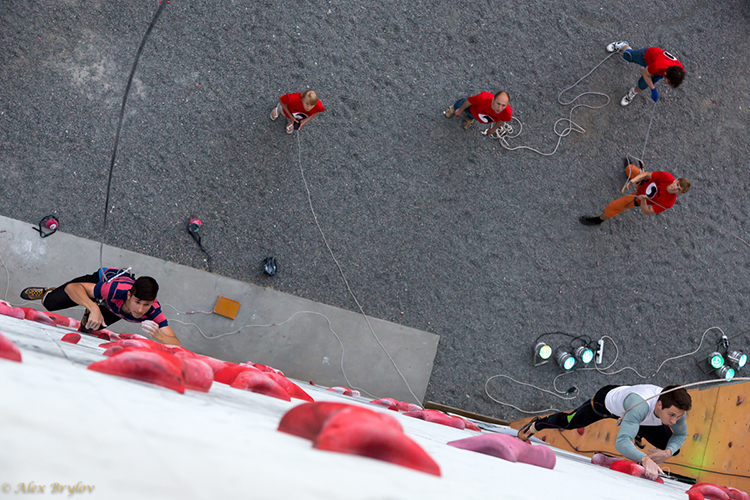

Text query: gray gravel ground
(2, 0), (750, 419)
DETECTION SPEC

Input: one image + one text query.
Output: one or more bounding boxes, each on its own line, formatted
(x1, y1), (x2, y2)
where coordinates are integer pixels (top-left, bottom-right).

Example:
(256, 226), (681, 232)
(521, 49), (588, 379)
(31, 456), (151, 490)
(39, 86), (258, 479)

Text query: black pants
(41, 271), (122, 327)
(534, 385), (677, 453)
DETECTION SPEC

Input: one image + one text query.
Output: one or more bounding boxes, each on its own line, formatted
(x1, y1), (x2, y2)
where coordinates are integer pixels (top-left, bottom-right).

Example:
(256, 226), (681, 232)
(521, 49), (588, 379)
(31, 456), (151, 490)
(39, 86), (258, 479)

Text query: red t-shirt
(466, 92), (513, 123)
(279, 93), (325, 120)
(636, 171), (677, 214)
(645, 48), (683, 77)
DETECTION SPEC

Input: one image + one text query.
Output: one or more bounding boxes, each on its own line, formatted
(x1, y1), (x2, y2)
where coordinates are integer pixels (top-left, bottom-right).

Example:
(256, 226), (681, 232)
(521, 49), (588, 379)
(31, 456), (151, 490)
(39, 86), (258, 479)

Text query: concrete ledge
(0, 214), (439, 403)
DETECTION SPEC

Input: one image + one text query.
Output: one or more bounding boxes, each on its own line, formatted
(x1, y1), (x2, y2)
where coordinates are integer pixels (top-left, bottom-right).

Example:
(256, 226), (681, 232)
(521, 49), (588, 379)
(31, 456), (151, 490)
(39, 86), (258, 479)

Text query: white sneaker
(620, 88), (637, 106)
(606, 41), (629, 53)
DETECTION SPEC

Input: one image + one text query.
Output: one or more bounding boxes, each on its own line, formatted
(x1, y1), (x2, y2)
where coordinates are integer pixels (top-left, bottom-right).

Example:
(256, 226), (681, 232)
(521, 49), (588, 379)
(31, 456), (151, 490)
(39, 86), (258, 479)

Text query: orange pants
(603, 164), (642, 219)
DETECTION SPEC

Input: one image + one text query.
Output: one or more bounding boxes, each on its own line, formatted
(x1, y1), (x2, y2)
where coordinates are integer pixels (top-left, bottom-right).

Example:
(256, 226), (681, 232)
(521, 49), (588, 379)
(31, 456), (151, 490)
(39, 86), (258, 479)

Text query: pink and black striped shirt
(93, 277), (168, 327)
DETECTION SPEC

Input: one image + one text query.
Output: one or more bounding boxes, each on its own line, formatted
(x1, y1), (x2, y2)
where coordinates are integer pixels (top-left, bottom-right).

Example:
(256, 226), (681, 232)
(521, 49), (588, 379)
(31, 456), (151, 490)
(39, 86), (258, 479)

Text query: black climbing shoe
(579, 216), (604, 226)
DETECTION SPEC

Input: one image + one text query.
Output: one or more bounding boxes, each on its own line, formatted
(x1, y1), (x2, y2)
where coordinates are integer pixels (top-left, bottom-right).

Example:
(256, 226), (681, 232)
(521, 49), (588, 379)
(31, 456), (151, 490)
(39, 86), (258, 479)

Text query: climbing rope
(496, 52), (618, 156)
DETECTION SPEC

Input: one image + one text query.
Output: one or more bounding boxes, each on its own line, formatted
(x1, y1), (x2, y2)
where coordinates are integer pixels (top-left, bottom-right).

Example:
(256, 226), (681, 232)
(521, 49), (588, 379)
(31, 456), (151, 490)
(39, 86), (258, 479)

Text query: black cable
(189, 231), (213, 272)
(99, 1), (169, 271)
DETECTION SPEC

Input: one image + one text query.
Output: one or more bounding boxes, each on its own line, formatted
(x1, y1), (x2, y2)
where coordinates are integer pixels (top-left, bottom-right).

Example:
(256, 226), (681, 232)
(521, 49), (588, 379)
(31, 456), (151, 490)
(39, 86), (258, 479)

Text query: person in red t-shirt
(270, 90), (325, 134)
(579, 159), (690, 225)
(444, 91), (512, 137)
(606, 41), (685, 106)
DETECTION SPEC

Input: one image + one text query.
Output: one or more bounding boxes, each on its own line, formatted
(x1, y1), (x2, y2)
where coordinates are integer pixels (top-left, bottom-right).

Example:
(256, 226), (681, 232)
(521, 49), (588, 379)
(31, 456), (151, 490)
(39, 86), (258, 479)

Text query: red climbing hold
(0, 301), (25, 320)
(214, 364), (259, 385)
(609, 460), (664, 483)
(0, 331), (22, 362)
(278, 402), (439, 476)
(264, 371), (314, 402)
(61, 333), (81, 344)
(44, 312), (73, 327)
(20, 307), (57, 326)
(278, 402), (353, 440)
(181, 358), (214, 392)
(313, 406), (441, 476)
(251, 362), (284, 376)
(230, 370), (291, 401)
(688, 483), (749, 500)
(194, 354), (227, 374)
(88, 350), (185, 393)
(403, 409), (465, 429)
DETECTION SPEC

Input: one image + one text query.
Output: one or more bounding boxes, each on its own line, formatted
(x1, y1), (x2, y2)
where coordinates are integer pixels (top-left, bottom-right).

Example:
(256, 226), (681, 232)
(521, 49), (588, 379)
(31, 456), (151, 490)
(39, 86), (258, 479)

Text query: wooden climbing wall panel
(510, 381), (749, 492)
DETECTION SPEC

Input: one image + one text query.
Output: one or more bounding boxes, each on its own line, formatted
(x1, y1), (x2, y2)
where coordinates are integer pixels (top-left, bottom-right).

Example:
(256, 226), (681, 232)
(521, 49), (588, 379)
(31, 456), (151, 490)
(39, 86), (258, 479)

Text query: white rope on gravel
(294, 130), (423, 404)
(495, 52), (618, 156)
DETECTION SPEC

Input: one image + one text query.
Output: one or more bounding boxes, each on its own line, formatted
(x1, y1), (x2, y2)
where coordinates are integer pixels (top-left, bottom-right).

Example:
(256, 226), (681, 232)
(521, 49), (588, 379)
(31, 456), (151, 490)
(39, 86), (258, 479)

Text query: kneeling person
(444, 91), (512, 137)
(21, 269), (181, 346)
(518, 384), (691, 480)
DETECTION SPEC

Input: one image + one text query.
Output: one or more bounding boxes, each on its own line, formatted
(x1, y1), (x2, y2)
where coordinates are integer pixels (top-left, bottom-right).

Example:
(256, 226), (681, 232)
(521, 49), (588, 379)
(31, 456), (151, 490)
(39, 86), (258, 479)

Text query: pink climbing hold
(0, 331), (23, 362)
(313, 406), (441, 476)
(370, 398), (423, 412)
(451, 415), (481, 431)
(0, 301), (25, 320)
(88, 350), (185, 393)
(396, 401), (423, 412)
(230, 370), (291, 401)
(448, 433), (556, 469)
(61, 333), (81, 344)
(591, 453), (619, 467)
(180, 358), (214, 392)
(371, 397), (400, 410)
(403, 409), (465, 430)
(327, 386), (360, 397)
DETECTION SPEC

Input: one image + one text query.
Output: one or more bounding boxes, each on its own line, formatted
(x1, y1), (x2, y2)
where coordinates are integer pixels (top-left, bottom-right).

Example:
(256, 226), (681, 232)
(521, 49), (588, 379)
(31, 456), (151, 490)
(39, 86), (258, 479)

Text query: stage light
(715, 365), (735, 380)
(534, 342), (553, 361)
(727, 350), (747, 370)
(575, 345), (594, 364)
(708, 352), (725, 369)
(555, 348), (576, 371)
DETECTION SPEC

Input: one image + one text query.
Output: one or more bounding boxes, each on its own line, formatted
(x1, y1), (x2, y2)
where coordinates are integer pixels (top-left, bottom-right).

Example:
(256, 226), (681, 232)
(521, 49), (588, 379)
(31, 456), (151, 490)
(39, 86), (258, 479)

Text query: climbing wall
(512, 382), (750, 492)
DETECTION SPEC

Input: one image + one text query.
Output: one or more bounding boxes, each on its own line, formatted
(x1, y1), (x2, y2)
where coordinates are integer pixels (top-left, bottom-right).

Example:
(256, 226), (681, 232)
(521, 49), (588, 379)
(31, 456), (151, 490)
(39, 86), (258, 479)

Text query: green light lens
(538, 344), (552, 360)
(709, 353), (724, 369)
(563, 357), (576, 370)
(581, 348), (594, 364)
